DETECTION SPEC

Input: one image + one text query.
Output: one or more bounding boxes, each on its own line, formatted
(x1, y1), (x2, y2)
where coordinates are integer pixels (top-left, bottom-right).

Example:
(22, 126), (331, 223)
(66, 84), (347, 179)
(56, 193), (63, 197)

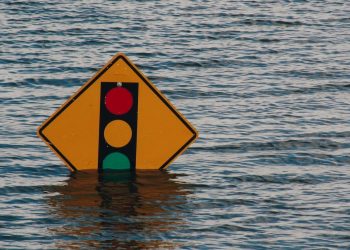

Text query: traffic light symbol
(98, 82), (138, 172)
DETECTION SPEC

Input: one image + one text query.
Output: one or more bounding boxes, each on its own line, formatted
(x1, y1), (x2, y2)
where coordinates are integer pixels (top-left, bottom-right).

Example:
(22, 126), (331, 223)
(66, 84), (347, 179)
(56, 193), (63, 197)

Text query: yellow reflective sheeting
(38, 53), (198, 171)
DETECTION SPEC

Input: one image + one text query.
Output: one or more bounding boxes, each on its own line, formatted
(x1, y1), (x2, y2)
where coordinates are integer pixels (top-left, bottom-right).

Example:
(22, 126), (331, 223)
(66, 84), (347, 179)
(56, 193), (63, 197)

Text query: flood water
(1, 0), (350, 249)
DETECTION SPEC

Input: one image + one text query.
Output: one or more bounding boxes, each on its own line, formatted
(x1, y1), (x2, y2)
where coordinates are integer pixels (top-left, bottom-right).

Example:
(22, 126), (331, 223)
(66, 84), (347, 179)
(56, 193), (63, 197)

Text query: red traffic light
(105, 87), (133, 115)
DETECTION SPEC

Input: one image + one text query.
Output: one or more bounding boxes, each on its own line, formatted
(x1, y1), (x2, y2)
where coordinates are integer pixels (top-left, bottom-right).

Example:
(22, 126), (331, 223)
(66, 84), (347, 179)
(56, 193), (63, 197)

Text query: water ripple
(1, 0), (350, 249)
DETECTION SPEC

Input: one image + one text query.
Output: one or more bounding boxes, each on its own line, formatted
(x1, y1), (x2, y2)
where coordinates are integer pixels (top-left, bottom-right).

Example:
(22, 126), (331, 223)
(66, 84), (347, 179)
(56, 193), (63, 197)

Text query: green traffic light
(102, 152), (130, 170)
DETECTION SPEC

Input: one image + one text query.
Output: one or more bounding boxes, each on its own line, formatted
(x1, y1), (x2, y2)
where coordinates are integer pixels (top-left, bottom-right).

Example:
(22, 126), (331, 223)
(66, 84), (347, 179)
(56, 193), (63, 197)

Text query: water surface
(1, 0), (350, 249)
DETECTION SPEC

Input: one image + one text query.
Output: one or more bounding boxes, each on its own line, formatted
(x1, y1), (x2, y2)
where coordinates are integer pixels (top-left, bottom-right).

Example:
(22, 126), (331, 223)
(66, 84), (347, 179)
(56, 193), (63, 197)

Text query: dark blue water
(1, 0), (350, 249)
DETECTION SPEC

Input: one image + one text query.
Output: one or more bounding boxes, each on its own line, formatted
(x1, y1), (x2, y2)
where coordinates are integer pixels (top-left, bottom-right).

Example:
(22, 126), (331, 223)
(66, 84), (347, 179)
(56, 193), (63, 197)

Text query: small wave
(241, 19), (305, 26)
(223, 173), (330, 185)
(1, 78), (85, 87)
(193, 138), (346, 153)
(258, 83), (350, 97)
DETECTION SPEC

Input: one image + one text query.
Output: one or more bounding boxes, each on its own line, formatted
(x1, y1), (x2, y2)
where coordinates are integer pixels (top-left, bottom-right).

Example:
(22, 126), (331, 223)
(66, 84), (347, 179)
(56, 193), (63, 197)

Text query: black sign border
(38, 54), (197, 171)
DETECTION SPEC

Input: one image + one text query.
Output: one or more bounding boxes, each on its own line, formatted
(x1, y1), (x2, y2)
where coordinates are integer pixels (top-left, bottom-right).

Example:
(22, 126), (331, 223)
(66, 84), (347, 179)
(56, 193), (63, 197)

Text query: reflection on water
(47, 171), (190, 249)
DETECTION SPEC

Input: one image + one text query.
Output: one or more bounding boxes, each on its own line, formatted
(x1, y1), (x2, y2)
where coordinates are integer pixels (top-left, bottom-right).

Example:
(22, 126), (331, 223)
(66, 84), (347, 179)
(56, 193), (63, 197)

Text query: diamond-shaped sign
(37, 53), (198, 171)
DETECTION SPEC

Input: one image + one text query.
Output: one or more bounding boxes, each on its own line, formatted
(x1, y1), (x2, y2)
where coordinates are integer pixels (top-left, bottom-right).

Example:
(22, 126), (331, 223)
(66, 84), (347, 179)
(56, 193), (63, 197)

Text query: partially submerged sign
(38, 53), (198, 171)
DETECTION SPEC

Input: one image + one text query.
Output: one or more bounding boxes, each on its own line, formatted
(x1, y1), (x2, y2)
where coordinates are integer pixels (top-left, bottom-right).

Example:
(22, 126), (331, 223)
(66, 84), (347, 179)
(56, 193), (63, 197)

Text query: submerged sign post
(37, 53), (198, 172)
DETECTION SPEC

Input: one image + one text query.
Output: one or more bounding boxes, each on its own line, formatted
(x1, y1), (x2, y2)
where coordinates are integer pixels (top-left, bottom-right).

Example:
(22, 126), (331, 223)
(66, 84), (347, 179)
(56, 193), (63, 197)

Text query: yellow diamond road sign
(37, 53), (198, 171)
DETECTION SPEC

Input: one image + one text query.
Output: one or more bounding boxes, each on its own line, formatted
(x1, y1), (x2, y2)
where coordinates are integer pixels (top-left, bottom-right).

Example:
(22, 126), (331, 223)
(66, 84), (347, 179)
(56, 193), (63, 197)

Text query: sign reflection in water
(47, 171), (190, 249)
